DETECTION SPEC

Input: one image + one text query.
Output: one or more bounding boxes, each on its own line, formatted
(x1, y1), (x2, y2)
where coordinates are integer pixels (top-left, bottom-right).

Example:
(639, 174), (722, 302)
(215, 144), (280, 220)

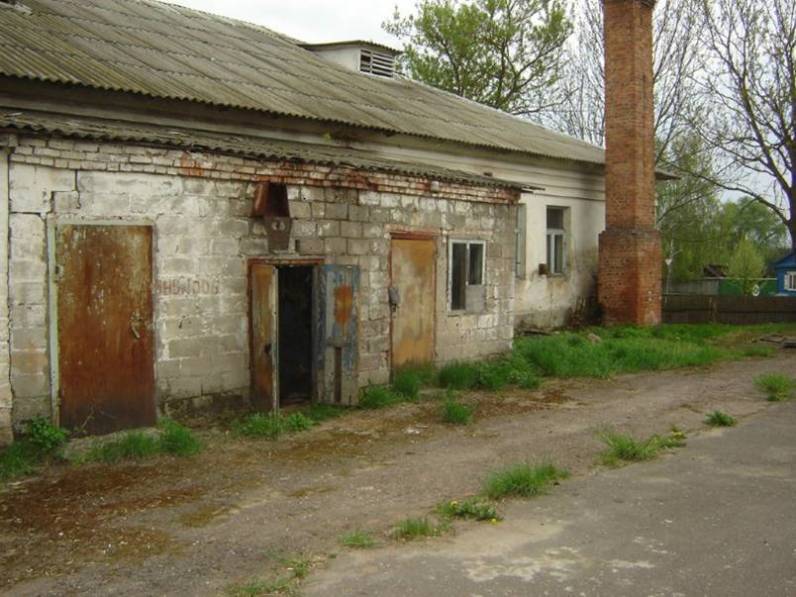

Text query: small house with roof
(774, 252), (796, 296)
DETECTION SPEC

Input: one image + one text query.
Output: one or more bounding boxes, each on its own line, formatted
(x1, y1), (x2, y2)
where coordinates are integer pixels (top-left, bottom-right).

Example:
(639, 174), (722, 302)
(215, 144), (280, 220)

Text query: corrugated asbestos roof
(0, 110), (530, 190)
(0, 0), (608, 167)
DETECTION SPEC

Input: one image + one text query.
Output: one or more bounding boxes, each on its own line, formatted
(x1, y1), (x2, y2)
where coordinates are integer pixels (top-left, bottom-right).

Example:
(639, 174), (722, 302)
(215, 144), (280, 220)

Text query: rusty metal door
(390, 237), (436, 368)
(56, 225), (155, 435)
(250, 263), (278, 411)
(315, 265), (359, 405)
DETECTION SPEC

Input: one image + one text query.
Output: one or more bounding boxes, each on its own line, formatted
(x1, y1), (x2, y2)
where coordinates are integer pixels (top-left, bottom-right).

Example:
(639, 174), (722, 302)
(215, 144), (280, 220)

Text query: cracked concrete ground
(306, 402), (796, 597)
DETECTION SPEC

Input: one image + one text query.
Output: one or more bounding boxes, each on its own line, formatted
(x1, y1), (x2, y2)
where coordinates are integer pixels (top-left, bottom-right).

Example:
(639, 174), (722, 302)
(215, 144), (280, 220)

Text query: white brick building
(0, 0), (616, 443)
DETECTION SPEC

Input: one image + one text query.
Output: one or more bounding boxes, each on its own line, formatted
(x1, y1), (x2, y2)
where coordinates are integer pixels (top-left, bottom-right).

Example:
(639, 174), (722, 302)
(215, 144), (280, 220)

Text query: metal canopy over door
(56, 224), (156, 435)
(250, 262), (278, 411)
(390, 237), (436, 368)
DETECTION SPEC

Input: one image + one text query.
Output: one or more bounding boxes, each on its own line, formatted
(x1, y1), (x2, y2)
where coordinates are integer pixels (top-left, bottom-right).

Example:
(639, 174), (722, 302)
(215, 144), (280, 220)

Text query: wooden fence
(663, 295), (796, 324)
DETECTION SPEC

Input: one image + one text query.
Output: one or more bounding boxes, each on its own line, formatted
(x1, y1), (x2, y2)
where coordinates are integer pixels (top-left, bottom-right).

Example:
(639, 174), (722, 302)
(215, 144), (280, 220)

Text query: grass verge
(82, 419), (202, 464)
(754, 373), (796, 402)
(233, 412), (315, 439)
(705, 410), (737, 427)
(598, 428), (686, 467)
(482, 462), (569, 500)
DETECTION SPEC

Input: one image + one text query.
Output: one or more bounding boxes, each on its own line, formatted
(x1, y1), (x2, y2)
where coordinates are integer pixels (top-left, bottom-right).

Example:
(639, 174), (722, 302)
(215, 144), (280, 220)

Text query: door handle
(264, 343), (272, 356)
(130, 312), (141, 340)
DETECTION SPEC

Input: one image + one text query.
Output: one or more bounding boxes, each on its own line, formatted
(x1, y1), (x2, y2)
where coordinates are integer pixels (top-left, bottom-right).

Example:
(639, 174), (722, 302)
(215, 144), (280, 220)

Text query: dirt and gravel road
(1, 351), (794, 595)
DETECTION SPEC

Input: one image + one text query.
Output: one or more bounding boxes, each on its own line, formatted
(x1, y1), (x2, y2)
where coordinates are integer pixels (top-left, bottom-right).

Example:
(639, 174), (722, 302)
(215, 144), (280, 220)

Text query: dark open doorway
(278, 265), (314, 406)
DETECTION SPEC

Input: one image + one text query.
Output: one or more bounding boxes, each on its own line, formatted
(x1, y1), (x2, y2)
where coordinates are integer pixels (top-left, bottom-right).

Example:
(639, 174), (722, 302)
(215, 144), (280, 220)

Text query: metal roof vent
(303, 41), (401, 79)
(358, 48), (396, 78)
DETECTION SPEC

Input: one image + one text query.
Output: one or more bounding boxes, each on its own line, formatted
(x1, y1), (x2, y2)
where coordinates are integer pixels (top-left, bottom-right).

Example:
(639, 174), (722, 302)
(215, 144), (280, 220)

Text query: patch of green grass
(438, 361), (481, 390)
(437, 497), (500, 522)
(705, 410), (737, 427)
(482, 462), (569, 500)
(741, 345), (775, 358)
(516, 332), (727, 379)
(83, 431), (160, 464)
(392, 368), (423, 400)
(233, 412), (315, 439)
(82, 419), (202, 464)
(159, 419), (202, 456)
(227, 553), (312, 596)
(440, 396), (473, 425)
(391, 517), (446, 541)
(754, 373), (796, 402)
(598, 428), (686, 467)
(0, 442), (36, 481)
(26, 416), (69, 454)
(281, 554), (311, 580)
(359, 385), (404, 409)
(301, 403), (347, 423)
(1, 417), (69, 482)
(339, 530), (376, 549)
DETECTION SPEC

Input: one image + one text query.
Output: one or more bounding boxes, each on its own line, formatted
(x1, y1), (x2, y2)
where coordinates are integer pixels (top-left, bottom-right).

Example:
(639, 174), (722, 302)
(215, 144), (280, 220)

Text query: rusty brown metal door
(56, 225), (156, 435)
(250, 262), (278, 411)
(390, 237), (436, 368)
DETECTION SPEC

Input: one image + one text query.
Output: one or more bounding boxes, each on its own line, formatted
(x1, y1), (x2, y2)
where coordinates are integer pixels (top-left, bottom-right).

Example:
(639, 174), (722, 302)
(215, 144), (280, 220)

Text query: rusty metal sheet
(390, 238), (436, 368)
(56, 225), (156, 435)
(315, 265), (359, 405)
(250, 262), (277, 411)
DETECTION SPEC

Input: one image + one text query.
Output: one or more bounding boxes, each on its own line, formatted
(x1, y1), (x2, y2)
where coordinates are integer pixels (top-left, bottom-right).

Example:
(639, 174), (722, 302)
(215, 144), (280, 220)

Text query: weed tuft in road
(705, 410), (737, 427)
(482, 462), (569, 500)
(339, 530), (376, 549)
(598, 428), (686, 466)
(441, 395), (473, 425)
(437, 497), (500, 521)
(391, 517), (446, 540)
(754, 373), (795, 402)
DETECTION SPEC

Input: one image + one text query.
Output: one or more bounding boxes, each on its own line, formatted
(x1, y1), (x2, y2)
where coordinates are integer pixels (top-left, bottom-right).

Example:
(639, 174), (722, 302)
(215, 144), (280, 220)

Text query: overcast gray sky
(160, 0), (416, 46)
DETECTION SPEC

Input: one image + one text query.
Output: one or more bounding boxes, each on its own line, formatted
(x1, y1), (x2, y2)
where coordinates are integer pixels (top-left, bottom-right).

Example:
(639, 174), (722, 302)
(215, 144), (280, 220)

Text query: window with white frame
(546, 207), (567, 275)
(450, 239), (486, 311)
(786, 271), (796, 291)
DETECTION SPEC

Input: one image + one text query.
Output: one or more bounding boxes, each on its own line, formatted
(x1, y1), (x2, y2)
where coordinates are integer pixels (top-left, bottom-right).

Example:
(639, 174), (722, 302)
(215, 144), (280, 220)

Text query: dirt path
(1, 351), (793, 596)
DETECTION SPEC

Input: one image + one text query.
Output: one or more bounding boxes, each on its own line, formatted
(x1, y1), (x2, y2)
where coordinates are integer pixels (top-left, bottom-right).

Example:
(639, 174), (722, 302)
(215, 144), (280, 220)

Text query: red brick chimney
(598, 0), (662, 325)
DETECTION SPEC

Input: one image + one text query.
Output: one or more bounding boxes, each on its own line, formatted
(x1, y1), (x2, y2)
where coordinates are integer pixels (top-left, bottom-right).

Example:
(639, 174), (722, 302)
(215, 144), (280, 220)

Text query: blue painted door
(315, 265), (360, 404)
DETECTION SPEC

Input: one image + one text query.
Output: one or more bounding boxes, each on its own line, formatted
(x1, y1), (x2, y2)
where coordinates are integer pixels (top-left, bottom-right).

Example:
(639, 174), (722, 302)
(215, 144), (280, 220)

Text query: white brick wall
(5, 136), (517, 429)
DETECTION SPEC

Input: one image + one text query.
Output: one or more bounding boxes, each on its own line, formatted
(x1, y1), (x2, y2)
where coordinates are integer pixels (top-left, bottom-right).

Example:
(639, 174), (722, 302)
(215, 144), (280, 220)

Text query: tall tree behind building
(554, 0), (704, 161)
(383, 0), (572, 117)
(697, 0), (796, 252)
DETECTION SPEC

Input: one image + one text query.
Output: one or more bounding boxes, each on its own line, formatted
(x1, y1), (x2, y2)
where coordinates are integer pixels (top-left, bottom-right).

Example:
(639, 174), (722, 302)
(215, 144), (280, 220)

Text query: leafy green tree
(727, 238), (765, 295)
(384, 0), (572, 116)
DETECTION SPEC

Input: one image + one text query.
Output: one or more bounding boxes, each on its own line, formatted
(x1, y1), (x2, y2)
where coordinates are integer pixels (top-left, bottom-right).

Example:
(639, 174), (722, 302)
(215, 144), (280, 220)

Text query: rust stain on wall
(179, 152), (206, 177)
